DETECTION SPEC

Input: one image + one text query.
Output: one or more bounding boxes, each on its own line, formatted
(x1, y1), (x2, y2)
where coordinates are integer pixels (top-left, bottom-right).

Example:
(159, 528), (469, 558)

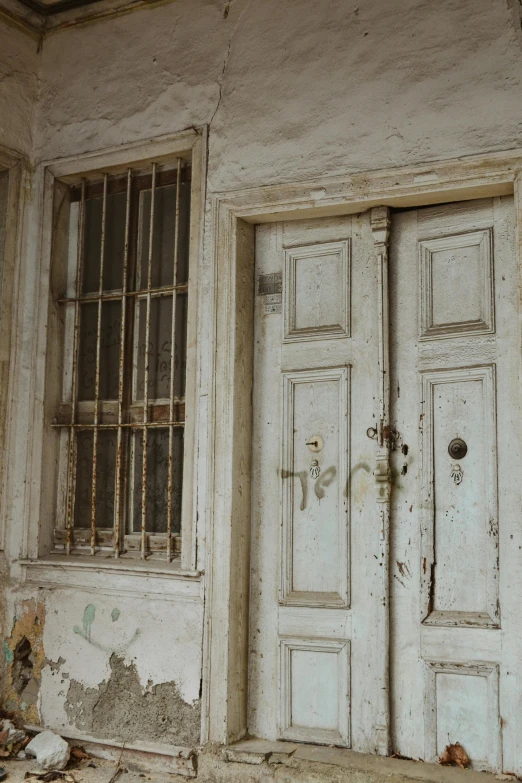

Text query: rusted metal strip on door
(370, 205), (392, 756)
(65, 180), (86, 555)
(141, 162), (157, 558)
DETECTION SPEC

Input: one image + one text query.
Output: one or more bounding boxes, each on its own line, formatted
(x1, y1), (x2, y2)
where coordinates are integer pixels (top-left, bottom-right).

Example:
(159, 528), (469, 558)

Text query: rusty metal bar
(65, 180), (86, 555)
(54, 421), (185, 430)
(166, 158), (181, 562)
(141, 162), (156, 558)
(90, 173), (108, 555)
(113, 169), (132, 558)
(57, 283), (187, 305)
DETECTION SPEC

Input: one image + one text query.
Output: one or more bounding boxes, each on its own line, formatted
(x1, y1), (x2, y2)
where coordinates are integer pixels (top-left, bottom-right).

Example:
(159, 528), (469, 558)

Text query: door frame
(202, 149), (522, 747)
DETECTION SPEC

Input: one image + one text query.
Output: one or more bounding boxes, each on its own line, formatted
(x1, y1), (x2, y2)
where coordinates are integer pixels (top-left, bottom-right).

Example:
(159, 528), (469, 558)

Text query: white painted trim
(42, 129), (201, 178)
(20, 557), (203, 601)
(0, 153), (29, 555)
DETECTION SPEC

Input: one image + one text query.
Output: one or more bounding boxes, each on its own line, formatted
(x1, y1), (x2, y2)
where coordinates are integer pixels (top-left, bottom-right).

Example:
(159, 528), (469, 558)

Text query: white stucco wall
(36, 0), (522, 189)
(0, 19), (39, 157)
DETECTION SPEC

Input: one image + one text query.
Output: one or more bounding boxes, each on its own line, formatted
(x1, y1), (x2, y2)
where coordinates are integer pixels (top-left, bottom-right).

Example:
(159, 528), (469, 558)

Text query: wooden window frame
(32, 129), (205, 572)
(0, 148), (25, 553)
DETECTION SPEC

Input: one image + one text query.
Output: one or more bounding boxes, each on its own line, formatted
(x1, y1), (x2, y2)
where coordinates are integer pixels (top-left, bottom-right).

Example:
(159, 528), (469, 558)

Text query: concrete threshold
(218, 739), (512, 783)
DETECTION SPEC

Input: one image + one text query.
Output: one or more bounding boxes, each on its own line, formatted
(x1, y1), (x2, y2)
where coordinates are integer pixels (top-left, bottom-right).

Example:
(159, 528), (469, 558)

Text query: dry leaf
(70, 748), (90, 761)
(439, 742), (470, 769)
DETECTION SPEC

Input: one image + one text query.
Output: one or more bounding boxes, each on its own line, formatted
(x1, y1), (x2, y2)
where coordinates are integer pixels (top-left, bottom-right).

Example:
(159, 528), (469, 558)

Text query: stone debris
(0, 720), (29, 758)
(25, 733), (70, 771)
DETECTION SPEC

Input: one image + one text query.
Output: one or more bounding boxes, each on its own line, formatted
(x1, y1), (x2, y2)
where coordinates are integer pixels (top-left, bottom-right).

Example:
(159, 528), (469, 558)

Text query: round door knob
(448, 438), (467, 460)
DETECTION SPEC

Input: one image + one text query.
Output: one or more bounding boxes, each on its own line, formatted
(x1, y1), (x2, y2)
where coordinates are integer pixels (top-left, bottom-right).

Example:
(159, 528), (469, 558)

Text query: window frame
(38, 129), (205, 572)
(0, 149), (25, 554)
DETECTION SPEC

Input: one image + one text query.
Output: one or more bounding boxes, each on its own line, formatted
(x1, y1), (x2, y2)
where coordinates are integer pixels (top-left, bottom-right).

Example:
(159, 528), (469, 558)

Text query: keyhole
(306, 435), (323, 453)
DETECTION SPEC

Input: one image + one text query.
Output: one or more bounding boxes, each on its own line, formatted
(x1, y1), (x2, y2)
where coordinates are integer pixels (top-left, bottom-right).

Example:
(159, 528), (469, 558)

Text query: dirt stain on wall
(2, 598), (45, 724)
(65, 654), (201, 746)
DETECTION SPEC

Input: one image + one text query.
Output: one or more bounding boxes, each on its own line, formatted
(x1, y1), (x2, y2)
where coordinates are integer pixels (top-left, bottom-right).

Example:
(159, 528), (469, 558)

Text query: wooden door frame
(202, 149), (522, 746)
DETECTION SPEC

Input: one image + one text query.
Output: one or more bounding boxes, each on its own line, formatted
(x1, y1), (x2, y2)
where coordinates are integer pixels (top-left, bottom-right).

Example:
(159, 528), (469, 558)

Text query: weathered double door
(249, 196), (522, 772)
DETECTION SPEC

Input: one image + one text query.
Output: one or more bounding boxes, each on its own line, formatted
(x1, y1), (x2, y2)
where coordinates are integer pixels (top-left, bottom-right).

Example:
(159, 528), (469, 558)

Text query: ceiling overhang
(0, 0), (161, 35)
(17, 0), (104, 16)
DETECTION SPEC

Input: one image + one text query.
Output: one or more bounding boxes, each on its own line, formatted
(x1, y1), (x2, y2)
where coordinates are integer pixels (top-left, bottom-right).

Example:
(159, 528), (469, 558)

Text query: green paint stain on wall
(111, 609), (120, 622)
(74, 604), (96, 642)
(3, 641), (13, 664)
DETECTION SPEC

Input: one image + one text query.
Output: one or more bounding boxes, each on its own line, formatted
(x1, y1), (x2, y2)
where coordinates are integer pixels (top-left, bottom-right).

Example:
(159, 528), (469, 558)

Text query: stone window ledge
(19, 555), (203, 601)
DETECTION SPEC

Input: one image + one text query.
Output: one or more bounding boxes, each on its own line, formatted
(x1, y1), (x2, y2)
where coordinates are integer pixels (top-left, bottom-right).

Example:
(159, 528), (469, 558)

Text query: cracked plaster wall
(36, 589), (203, 745)
(0, 20), (39, 157)
(35, 0), (522, 190)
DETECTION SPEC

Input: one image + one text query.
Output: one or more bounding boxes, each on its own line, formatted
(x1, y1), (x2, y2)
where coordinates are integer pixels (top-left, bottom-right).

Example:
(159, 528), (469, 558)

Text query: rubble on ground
(25, 732), (70, 771)
(0, 719), (30, 759)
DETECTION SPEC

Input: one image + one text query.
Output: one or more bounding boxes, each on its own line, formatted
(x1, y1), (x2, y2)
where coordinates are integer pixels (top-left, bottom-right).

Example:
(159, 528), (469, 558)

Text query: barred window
(53, 159), (193, 561)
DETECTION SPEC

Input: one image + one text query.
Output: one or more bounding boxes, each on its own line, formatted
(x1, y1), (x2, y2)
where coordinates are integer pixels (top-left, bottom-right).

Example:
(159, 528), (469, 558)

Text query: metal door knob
(448, 438), (467, 460)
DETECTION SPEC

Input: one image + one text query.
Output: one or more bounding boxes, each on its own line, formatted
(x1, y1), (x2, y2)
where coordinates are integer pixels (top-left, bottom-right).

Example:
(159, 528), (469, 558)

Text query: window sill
(19, 554), (203, 601)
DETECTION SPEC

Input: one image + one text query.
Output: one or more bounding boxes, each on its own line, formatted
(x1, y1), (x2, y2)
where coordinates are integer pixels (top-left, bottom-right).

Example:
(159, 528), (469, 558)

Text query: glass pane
(78, 300), (122, 401)
(173, 293), (187, 400)
(82, 191), (126, 294)
(74, 429), (117, 529)
(131, 428), (183, 534)
(176, 180), (191, 286)
(138, 180), (191, 290)
(139, 184), (175, 290)
(135, 296), (173, 401)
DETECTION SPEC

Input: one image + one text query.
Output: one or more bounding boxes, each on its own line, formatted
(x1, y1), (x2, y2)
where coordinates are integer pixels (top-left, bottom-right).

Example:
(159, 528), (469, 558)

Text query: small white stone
(26, 731), (70, 770)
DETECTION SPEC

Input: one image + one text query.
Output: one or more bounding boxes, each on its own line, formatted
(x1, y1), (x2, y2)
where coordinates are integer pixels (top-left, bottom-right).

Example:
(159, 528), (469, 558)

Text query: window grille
(53, 160), (191, 561)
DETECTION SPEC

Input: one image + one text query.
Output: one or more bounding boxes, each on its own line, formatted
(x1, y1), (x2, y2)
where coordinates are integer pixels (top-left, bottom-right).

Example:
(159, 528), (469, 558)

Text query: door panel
(390, 196), (522, 773)
(249, 215), (385, 752)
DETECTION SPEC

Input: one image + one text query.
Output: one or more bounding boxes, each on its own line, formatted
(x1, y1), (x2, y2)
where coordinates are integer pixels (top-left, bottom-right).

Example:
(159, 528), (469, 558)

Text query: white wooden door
(249, 213), (390, 752)
(390, 197), (522, 773)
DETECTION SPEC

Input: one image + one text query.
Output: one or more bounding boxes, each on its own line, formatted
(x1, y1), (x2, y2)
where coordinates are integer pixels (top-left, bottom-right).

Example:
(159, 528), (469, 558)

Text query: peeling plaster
(38, 590), (203, 740)
(3, 599), (45, 725)
(65, 654), (201, 745)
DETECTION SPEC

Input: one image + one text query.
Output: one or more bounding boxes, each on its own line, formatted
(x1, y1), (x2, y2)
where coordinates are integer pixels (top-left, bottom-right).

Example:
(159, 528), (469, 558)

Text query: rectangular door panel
(424, 662), (501, 772)
(279, 637), (350, 746)
(421, 366), (498, 627)
(281, 367), (349, 606)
